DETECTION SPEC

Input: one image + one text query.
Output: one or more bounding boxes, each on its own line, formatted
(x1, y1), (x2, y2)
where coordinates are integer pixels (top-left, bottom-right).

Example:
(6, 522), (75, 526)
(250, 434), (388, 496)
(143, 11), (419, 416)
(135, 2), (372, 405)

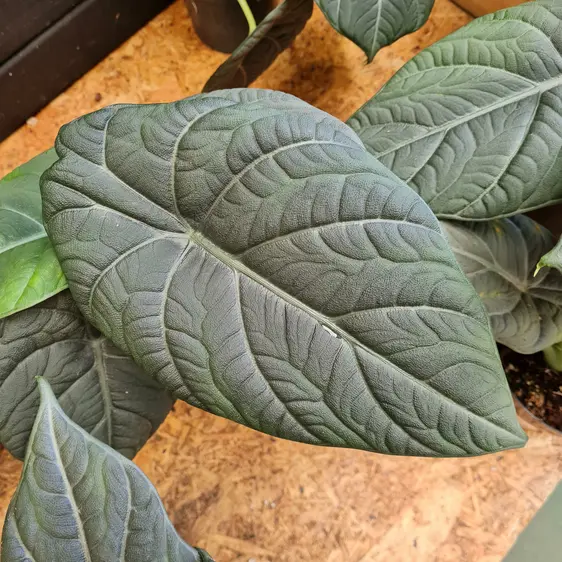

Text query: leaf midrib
(369, 74), (562, 158)
(450, 245), (527, 293)
(368, 0), (384, 58)
(47, 402), (93, 562)
(0, 231), (46, 255)
(90, 334), (114, 447)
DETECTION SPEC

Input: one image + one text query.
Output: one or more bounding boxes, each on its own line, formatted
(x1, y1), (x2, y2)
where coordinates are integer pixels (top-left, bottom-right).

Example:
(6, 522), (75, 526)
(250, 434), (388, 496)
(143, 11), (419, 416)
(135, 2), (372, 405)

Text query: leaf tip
(36, 377), (56, 406)
(534, 261), (545, 277)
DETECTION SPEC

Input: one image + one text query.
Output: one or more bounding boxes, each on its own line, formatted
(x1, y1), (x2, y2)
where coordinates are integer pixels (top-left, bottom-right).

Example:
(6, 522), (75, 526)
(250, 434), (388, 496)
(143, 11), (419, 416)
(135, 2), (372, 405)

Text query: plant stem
(543, 341), (562, 372)
(237, 0), (257, 35)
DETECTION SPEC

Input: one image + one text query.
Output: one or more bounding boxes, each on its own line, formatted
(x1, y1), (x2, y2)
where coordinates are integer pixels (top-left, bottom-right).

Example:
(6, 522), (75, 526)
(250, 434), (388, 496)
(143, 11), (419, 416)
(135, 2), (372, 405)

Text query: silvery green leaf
(41, 89), (526, 457)
(348, 0), (562, 220)
(0, 291), (174, 460)
(0, 379), (213, 562)
(315, 0), (434, 62)
(0, 149), (67, 319)
(203, 0), (313, 91)
(442, 216), (562, 354)
(536, 236), (562, 275)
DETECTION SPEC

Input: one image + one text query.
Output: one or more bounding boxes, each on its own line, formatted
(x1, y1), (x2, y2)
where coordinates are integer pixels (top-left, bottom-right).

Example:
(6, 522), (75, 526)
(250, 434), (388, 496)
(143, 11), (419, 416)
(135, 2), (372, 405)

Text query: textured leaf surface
(0, 149), (67, 319)
(203, 0), (313, 91)
(537, 236), (562, 275)
(0, 291), (173, 460)
(348, 0), (562, 220)
(316, 0), (434, 62)
(41, 89), (526, 457)
(442, 216), (562, 354)
(0, 379), (213, 562)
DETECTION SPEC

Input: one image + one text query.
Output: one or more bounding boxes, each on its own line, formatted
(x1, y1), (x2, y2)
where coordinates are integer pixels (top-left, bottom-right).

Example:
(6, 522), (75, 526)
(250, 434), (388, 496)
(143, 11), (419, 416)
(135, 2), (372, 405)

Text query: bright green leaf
(203, 0), (313, 91)
(442, 216), (562, 354)
(0, 149), (67, 319)
(41, 89), (526, 457)
(0, 291), (174, 460)
(0, 379), (213, 562)
(348, 0), (562, 220)
(316, 0), (434, 62)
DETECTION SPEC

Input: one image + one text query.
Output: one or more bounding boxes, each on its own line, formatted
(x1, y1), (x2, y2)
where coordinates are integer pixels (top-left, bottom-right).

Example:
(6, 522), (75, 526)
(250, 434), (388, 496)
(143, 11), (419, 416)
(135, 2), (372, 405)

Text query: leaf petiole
(236, 0), (257, 34)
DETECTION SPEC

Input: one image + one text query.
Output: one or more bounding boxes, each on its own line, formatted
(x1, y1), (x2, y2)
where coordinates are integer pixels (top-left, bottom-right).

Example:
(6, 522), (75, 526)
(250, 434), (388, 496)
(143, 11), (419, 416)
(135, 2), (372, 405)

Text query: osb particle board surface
(0, 1), (561, 561)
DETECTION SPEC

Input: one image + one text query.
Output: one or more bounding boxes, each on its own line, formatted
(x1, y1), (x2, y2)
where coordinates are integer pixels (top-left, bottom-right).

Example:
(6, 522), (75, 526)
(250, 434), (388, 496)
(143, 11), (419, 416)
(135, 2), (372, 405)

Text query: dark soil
(500, 346), (562, 432)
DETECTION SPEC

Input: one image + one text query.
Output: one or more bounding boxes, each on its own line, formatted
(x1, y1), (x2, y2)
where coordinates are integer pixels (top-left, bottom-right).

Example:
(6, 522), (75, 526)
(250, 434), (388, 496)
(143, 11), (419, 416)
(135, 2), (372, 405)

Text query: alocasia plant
(0, 291), (174, 460)
(203, 0), (435, 90)
(0, 150), (67, 319)
(39, 89), (525, 457)
(10, 1), (562, 551)
(1, 379), (213, 562)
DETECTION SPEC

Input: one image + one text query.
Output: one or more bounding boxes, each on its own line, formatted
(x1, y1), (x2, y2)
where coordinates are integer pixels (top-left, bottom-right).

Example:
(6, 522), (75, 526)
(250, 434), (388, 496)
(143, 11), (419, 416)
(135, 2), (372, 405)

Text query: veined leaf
(0, 149), (67, 319)
(203, 0), (313, 91)
(0, 379), (213, 562)
(315, 0), (434, 62)
(442, 216), (562, 354)
(41, 89), (526, 457)
(536, 236), (562, 275)
(0, 291), (174, 460)
(348, 0), (562, 220)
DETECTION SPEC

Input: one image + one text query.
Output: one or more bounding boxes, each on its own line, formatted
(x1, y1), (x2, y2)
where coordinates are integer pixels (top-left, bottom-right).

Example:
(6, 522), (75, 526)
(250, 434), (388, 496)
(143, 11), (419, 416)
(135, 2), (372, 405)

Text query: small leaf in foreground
(0, 149), (67, 319)
(442, 216), (562, 355)
(203, 0), (313, 91)
(315, 0), (435, 62)
(42, 89), (526, 457)
(348, 0), (562, 220)
(0, 291), (174, 460)
(0, 379), (213, 562)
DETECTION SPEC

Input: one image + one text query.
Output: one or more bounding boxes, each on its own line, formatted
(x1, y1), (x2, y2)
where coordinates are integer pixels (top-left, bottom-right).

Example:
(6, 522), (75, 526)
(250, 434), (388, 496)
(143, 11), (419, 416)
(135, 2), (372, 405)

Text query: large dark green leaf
(0, 149), (67, 319)
(203, 0), (313, 91)
(348, 0), (562, 220)
(0, 379), (213, 562)
(442, 216), (562, 354)
(316, 0), (434, 62)
(41, 89), (526, 457)
(0, 291), (174, 460)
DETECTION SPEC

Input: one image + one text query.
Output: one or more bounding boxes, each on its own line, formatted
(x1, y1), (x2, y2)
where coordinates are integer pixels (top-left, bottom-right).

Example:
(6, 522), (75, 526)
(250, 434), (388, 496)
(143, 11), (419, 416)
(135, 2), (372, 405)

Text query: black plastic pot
(185, 0), (275, 53)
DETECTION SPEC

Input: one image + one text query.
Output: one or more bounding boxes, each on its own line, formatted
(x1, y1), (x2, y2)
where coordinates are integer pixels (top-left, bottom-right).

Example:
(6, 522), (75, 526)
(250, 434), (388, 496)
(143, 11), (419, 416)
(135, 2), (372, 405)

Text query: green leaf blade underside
(203, 0), (313, 91)
(0, 379), (212, 562)
(41, 89), (526, 457)
(315, 0), (435, 62)
(0, 149), (68, 319)
(0, 291), (174, 460)
(348, 0), (562, 220)
(442, 216), (562, 355)
(537, 236), (562, 275)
